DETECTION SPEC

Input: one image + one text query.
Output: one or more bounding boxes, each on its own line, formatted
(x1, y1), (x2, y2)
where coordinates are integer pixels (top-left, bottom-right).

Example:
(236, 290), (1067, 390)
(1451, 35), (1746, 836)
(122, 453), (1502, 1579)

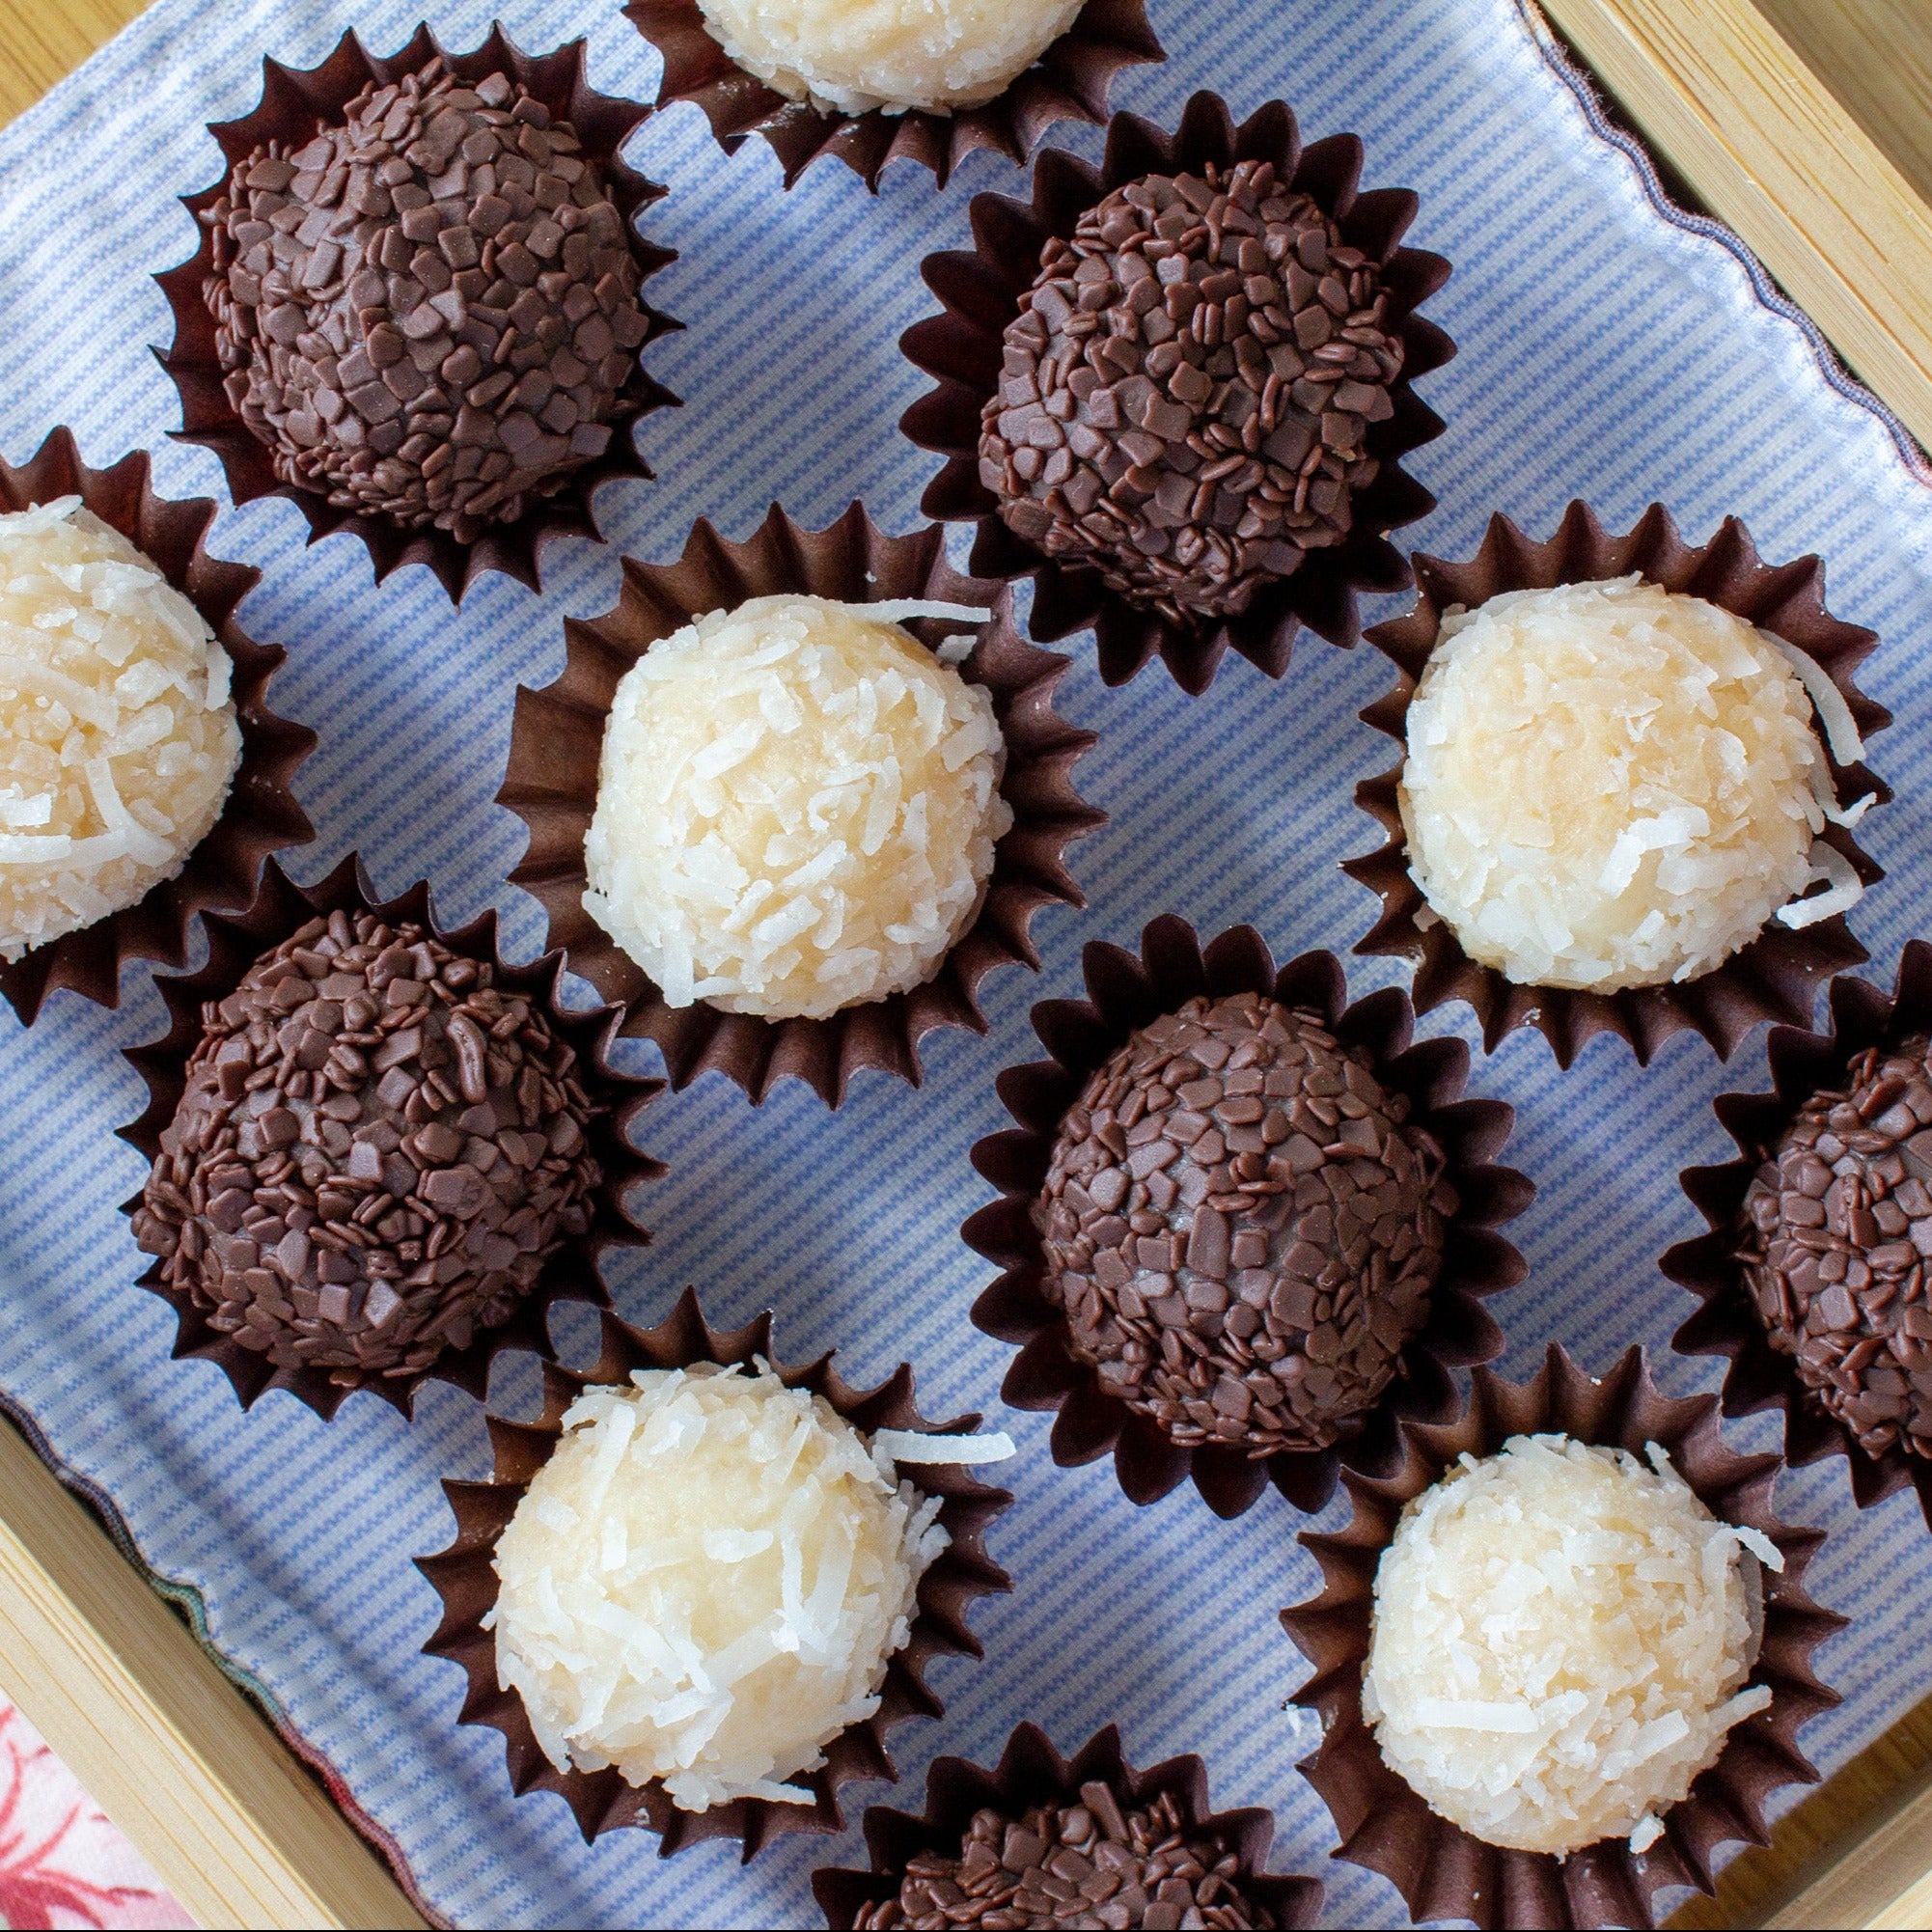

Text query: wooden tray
(1, 1), (1930, 1926)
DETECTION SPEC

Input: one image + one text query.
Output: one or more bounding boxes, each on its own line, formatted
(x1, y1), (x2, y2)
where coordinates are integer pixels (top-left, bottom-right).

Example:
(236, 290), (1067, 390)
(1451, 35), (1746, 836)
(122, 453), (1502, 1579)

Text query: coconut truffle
(0, 497), (240, 964)
(1397, 578), (1867, 994)
(486, 1362), (948, 1808)
(697, 0), (1086, 117)
(583, 593), (1012, 1022)
(1364, 1432), (1780, 1856)
(1739, 1035), (1932, 1459)
(1035, 991), (1453, 1455)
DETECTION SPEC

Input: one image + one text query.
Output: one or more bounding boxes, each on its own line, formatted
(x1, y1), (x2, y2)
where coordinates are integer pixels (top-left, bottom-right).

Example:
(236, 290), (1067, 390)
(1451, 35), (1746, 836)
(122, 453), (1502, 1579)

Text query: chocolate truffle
(979, 157), (1403, 626)
(132, 908), (601, 1390)
(1738, 1035), (1932, 1458)
(1033, 990), (1452, 1454)
(200, 57), (652, 543)
(855, 1781), (1280, 1929)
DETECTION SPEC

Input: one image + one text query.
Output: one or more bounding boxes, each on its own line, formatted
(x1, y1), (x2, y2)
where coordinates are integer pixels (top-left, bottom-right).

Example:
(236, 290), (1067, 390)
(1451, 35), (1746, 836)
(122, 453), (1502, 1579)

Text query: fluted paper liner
(624, 0), (1164, 192)
(118, 853), (662, 1421)
(0, 428), (314, 1025)
(963, 915), (1532, 1518)
(1667, 943), (1932, 1530)
(415, 1288), (1013, 1859)
(500, 500), (1104, 1107)
(154, 23), (679, 605)
(813, 1720), (1322, 1927)
(901, 91), (1454, 695)
(1281, 1345), (1842, 1931)
(1345, 500), (1891, 1066)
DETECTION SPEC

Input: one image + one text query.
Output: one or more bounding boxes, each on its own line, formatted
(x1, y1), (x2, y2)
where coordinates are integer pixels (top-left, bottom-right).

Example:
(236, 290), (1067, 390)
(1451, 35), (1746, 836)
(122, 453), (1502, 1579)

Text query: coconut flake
(1776, 843), (1864, 929)
(870, 1428), (1016, 1466)
(1762, 631), (1865, 766)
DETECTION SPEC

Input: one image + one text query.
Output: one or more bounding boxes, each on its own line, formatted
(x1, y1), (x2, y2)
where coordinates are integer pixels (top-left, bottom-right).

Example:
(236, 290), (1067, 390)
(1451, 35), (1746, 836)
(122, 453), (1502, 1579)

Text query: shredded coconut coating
(487, 1363), (949, 1810)
(1364, 1433), (1777, 1856)
(0, 499), (241, 964)
(584, 593), (1012, 1021)
(697, 0), (1086, 116)
(1398, 579), (1837, 992)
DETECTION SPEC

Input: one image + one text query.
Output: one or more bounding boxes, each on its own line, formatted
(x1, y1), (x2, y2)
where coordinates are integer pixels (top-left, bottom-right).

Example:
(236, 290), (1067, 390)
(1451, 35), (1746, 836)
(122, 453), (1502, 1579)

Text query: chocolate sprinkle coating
(132, 908), (600, 1389)
(980, 157), (1402, 625)
(1738, 1035), (1932, 1458)
(1036, 990), (1452, 1456)
(855, 1784), (1278, 1930)
(201, 56), (651, 540)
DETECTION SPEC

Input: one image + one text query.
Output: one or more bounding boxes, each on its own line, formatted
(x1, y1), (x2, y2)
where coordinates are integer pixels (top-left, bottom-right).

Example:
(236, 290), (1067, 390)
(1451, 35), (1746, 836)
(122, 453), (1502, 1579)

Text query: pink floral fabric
(0, 1701), (192, 1930)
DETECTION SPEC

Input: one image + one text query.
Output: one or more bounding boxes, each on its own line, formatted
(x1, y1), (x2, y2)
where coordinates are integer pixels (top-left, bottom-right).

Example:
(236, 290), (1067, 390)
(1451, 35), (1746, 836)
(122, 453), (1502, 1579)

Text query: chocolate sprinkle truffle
(855, 1782), (1280, 1929)
(980, 156), (1403, 626)
(200, 56), (652, 542)
(1738, 1035), (1932, 1458)
(1035, 990), (1453, 1455)
(132, 908), (601, 1390)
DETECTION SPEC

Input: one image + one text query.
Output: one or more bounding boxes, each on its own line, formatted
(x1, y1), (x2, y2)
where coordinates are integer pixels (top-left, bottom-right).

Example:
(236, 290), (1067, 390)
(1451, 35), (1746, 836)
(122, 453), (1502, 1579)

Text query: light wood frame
(3, 0), (1932, 1925)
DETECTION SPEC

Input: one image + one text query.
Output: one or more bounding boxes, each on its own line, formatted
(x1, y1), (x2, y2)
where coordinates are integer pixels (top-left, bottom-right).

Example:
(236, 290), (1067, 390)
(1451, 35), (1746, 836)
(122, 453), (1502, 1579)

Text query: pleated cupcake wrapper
(623, 0), (1164, 192)
(499, 499), (1105, 1108)
(118, 852), (663, 1421)
(1666, 942), (1932, 1530)
(1280, 1344), (1844, 1932)
(899, 91), (1455, 696)
(812, 1719), (1323, 1928)
(0, 428), (315, 1026)
(153, 23), (680, 605)
(415, 1287), (1014, 1860)
(962, 914), (1532, 1520)
(1344, 500), (1891, 1067)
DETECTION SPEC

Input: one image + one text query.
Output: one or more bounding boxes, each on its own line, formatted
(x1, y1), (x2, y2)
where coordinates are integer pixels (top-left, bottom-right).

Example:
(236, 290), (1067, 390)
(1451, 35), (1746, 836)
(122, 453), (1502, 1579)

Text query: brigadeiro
(966, 917), (1530, 1517)
(813, 1722), (1321, 1929)
(124, 857), (660, 1419)
(156, 26), (676, 600)
(902, 93), (1452, 692)
(1668, 944), (1932, 1530)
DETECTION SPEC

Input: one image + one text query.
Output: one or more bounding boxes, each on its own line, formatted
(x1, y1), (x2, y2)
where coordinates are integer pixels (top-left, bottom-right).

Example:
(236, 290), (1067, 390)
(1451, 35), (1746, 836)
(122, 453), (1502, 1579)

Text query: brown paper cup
(963, 915), (1532, 1518)
(0, 428), (315, 1026)
(1345, 500), (1891, 1067)
(813, 1720), (1322, 1927)
(415, 1287), (1013, 1858)
(499, 500), (1105, 1108)
(900, 91), (1454, 695)
(624, 0), (1164, 192)
(1667, 942), (1932, 1529)
(119, 853), (662, 1421)
(153, 23), (679, 605)
(1281, 1344), (1843, 1931)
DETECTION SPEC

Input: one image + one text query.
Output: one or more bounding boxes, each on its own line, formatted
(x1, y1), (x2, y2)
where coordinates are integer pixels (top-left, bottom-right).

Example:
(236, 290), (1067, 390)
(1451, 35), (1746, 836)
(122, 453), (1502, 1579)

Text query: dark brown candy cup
(813, 1720), (1322, 1927)
(1344, 500), (1891, 1067)
(964, 915), (1532, 1518)
(153, 23), (680, 605)
(901, 91), (1454, 695)
(1666, 942), (1932, 1530)
(499, 500), (1105, 1108)
(624, 0), (1164, 192)
(1281, 1345), (1843, 1932)
(118, 854), (662, 1421)
(0, 428), (314, 1025)
(415, 1288), (1013, 1859)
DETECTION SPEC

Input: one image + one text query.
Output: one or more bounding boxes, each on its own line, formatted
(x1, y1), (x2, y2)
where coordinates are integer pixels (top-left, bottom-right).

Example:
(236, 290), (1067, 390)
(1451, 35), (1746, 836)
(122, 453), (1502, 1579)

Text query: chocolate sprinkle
(855, 1784), (1278, 1931)
(201, 55), (651, 540)
(1036, 990), (1451, 1456)
(132, 908), (601, 1388)
(980, 156), (1402, 626)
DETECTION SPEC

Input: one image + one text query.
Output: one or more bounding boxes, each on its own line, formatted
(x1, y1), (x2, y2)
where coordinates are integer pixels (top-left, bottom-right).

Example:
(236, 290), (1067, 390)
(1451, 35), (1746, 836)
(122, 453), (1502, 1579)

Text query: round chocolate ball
(1034, 990), (1453, 1455)
(202, 58), (651, 542)
(1739, 1035), (1932, 1458)
(132, 909), (601, 1391)
(979, 157), (1404, 626)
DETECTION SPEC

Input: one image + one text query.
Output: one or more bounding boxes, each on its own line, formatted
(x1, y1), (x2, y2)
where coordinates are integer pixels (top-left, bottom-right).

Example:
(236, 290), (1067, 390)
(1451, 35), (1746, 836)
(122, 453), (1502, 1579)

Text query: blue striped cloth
(2, 1), (1930, 1924)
